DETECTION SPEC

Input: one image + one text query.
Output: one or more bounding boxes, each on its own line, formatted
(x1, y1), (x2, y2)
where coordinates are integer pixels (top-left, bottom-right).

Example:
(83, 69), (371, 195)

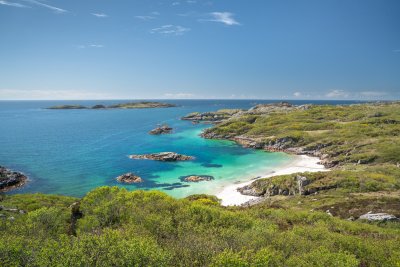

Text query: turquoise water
(0, 100), (361, 197)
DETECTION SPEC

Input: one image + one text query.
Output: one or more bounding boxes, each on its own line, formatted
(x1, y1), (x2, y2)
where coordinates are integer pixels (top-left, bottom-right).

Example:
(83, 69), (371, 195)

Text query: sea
(0, 100), (364, 198)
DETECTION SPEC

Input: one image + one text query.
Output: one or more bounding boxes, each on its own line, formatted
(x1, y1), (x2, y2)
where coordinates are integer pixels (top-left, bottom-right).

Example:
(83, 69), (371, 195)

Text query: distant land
(46, 101), (177, 110)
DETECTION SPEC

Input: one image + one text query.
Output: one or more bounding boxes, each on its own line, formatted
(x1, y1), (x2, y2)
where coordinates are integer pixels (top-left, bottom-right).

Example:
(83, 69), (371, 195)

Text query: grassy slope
(1, 188), (399, 266)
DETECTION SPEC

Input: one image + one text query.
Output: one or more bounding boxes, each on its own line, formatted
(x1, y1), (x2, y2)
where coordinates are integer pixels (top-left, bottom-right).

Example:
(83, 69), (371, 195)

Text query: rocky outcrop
(180, 175), (214, 182)
(247, 102), (311, 114)
(358, 212), (398, 222)
(181, 109), (243, 123)
(237, 174), (336, 197)
(0, 205), (26, 214)
(116, 173), (143, 183)
(129, 152), (194, 162)
(149, 124), (173, 135)
(0, 166), (27, 192)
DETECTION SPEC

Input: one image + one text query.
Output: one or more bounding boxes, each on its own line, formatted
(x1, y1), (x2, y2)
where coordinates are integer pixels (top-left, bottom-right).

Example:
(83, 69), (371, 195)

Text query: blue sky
(0, 0), (399, 100)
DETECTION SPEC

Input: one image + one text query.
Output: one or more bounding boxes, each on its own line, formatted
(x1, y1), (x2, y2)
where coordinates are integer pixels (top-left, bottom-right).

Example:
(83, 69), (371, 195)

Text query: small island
(46, 101), (177, 110)
(149, 124), (173, 135)
(129, 152), (194, 161)
(0, 166), (27, 192)
(116, 173), (143, 184)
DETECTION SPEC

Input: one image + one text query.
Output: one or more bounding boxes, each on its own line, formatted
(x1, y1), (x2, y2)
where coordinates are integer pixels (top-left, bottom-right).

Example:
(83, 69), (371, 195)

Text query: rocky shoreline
(201, 133), (335, 168)
(192, 102), (332, 168)
(0, 166), (27, 192)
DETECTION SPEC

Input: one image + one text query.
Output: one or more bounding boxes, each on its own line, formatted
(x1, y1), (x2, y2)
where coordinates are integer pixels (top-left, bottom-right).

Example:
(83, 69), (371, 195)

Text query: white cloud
(0, 89), (112, 100)
(151, 25), (190, 36)
(293, 92), (302, 97)
(163, 93), (194, 98)
(89, 44), (104, 48)
(23, 0), (67, 13)
(0, 0), (28, 8)
(393, 49), (400, 53)
(187, 0), (196, 3)
(325, 90), (349, 98)
(206, 12), (240, 26)
(135, 15), (155, 21)
(91, 13), (108, 18)
(151, 11), (160, 15)
(172, 1), (180, 6)
(75, 44), (104, 49)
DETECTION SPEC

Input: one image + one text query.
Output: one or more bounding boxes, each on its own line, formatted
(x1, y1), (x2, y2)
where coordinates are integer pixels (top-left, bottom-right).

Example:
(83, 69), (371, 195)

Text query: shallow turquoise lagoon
(0, 100), (357, 198)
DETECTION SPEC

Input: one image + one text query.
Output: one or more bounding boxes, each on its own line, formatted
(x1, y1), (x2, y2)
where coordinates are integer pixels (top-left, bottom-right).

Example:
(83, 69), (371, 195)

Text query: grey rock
(358, 212), (397, 221)
(129, 152), (194, 162)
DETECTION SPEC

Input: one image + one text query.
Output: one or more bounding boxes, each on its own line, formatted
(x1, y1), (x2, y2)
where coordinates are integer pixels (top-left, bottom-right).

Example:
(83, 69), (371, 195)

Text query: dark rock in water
(149, 124), (173, 135)
(180, 175), (214, 182)
(129, 152), (194, 162)
(201, 163), (223, 168)
(91, 104), (106, 109)
(0, 166), (27, 192)
(116, 173), (143, 184)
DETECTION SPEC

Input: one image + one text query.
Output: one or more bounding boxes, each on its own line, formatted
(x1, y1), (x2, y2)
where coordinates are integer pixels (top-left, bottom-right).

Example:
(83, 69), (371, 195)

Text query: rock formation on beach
(0, 166), (27, 192)
(116, 173), (143, 184)
(149, 124), (173, 135)
(180, 175), (214, 182)
(129, 152), (194, 162)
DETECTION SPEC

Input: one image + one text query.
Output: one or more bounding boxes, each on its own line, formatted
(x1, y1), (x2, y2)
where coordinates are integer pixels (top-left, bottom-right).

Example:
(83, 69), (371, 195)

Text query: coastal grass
(1, 187), (399, 266)
(204, 102), (400, 166)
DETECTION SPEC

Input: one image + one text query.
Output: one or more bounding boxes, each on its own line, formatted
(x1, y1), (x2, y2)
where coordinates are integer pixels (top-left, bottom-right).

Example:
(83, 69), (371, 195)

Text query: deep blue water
(0, 99), (365, 197)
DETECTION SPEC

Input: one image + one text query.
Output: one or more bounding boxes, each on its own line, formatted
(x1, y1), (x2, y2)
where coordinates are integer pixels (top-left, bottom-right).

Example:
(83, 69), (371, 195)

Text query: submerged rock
(0, 166), (27, 192)
(129, 152), (194, 162)
(180, 175), (214, 182)
(116, 173), (143, 184)
(201, 163), (223, 168)
(149, 124), (173, 135)
(358, 212), (397, 221)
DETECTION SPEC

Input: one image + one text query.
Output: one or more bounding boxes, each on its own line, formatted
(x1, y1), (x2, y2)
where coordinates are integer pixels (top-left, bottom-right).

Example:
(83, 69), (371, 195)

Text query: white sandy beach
(217, 155), (328, 206)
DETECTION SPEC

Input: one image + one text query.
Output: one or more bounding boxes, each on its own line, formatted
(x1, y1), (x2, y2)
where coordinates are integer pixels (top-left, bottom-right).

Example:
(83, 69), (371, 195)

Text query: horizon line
(0, 98), (396, 102)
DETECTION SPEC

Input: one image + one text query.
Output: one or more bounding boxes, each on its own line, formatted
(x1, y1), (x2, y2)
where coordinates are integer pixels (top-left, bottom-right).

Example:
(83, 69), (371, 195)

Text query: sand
(216, 155), (328, 206)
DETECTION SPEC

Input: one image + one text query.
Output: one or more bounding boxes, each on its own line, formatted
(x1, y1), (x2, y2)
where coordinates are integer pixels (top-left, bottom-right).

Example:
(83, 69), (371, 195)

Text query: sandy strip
(216, 155), (328, 206)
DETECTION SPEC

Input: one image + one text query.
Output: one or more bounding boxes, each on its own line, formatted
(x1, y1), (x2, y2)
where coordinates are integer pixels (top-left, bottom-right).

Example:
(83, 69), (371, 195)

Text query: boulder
(129, 152), (194, 162)
(358, 212), (397, 221)
(116, 173), (143, 184)
(0, 166), (27, 192)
